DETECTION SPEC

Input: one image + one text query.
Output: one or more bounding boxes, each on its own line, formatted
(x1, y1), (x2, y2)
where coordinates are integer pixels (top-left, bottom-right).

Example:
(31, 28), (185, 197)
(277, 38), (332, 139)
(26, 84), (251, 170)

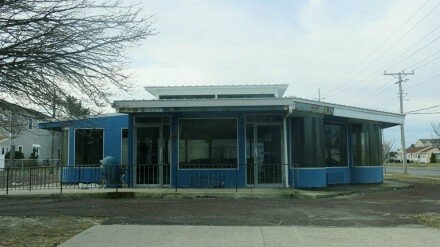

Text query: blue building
(41, 84), (404, 188)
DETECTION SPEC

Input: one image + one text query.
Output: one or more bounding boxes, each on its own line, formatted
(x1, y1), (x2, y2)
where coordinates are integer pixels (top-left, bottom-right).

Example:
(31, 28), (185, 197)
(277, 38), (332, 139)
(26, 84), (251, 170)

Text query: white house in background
(0, 118), (61, 160)
(402, 138), (440, 163)
(414, 139), (440, 148)
(0, 101), (60, 167)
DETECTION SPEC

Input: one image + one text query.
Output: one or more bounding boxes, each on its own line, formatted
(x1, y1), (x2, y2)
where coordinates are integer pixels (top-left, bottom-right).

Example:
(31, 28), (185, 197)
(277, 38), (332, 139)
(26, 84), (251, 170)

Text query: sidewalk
(0, 179), (412, 199)
(60, 225), (440, 247)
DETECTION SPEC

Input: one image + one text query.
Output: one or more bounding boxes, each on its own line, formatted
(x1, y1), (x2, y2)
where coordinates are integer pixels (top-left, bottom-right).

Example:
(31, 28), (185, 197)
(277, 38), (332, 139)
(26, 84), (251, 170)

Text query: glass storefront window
(179, 119), (237, 168)
(291, 117), (324, 167)
(352, 123), (382, 166)
(324, 123), (348, 167)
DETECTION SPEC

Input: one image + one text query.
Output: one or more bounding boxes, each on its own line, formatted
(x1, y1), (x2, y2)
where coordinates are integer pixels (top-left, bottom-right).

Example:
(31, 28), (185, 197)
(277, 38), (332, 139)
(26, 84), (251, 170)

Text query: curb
(0, 181), (413, 200)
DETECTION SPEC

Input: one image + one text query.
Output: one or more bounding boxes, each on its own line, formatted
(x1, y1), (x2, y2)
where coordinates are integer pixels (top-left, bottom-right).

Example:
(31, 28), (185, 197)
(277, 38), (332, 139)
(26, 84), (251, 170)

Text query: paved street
(61, 225), (440, 247)
(386, 166), (440, 177)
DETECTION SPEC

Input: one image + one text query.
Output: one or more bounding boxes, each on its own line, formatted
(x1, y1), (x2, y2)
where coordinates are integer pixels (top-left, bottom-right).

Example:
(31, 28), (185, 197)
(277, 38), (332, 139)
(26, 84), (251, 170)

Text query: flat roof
(113, 97), (404, 127)
(144, 84), (289, 99)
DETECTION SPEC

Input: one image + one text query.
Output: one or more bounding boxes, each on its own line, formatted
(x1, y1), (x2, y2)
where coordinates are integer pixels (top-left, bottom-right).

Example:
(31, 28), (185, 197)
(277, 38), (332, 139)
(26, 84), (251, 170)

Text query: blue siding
(43, 111), (386, 188)
(351, 166), (383, 183)
(63, 114), (128, 183)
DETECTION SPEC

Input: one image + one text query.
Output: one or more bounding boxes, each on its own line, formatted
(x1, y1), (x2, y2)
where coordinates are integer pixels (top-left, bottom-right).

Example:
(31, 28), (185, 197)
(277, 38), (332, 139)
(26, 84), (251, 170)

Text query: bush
(430, 153), (437, 163)
(5, 151), (24, 159)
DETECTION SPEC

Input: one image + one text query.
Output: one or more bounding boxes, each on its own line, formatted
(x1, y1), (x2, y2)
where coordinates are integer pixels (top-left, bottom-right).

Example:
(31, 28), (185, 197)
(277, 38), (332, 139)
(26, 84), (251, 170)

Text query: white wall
(0, 119), (60, 160)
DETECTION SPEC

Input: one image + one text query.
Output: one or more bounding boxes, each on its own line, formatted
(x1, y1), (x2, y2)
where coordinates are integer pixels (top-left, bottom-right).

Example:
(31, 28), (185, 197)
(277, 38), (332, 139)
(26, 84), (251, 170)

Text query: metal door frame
(133, 124), (167, 187)
(248, 122), (284, 187)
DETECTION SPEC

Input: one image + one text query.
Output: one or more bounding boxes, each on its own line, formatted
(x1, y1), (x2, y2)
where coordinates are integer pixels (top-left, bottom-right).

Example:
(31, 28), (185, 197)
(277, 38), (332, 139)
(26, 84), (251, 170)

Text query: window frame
(73, 128), (105, 166)
(323, 122), (349, 168)
(177, 117), (239, 170)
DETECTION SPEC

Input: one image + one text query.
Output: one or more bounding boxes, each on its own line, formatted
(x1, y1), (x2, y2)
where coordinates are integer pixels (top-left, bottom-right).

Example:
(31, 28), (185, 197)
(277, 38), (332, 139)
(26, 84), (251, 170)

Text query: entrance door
(135, 126), (170, 186)
(247, 124), (282, 186)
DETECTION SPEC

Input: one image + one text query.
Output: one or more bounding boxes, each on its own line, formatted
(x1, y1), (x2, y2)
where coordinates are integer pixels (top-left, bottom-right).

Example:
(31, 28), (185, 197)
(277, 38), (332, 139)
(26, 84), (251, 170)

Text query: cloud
(117, 0), (440, 144)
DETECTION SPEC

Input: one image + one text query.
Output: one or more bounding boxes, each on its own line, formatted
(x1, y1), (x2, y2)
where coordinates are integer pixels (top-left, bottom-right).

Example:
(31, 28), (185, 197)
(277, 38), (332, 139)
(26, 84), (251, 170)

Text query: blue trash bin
(100, 156), (121, 188)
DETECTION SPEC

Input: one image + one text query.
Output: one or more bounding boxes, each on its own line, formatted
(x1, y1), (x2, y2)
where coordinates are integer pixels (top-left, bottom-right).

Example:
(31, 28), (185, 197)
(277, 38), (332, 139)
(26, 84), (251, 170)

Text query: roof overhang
(144, 84), (289, 99)
(113, 97), (404, 128)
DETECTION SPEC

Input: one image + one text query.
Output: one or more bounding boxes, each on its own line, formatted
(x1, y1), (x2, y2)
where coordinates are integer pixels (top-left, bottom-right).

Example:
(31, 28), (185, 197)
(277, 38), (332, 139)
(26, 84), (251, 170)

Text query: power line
(325, 0), (440, 100)
(406, 73), (440, 90)
(406, 104), (440, 113)
(409, 112), (440, 114)
(321, 0), (431, 94)
(387, 32), (440, 70)
(404, 48), (440, 70)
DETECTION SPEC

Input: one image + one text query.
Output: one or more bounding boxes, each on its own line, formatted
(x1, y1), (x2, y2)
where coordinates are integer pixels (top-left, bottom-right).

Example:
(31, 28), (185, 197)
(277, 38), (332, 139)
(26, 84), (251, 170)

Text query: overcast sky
(118, 0), (440, 148)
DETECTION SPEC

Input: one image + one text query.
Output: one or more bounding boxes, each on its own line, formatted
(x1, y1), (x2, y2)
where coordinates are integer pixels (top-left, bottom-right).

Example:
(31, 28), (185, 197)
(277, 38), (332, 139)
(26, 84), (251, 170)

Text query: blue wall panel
(326, 167), (351, 185)
(351, 166), (383, 184)
(290, 168), (327, 188)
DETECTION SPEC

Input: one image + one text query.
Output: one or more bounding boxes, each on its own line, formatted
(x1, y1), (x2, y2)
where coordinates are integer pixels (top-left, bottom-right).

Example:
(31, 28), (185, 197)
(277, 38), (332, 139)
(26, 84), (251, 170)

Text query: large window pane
(352, 123), (382, 166)
(75, 129), (103, 165)
(121, 129), (128, 164)
(324, 123), (347, 167)
(179, 119), (237, 168)
(291, 117), (324, 167)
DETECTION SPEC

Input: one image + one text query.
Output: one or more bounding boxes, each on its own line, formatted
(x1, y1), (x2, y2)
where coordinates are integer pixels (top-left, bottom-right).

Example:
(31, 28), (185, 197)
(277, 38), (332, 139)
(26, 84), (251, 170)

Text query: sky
(116, 0), (440, 149)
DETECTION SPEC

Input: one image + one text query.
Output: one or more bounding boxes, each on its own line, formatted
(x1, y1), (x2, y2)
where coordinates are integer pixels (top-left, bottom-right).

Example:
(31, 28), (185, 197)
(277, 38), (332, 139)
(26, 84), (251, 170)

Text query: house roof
(0, 99), (48, 119)
(39, 113), (127, 129)
(419, 146), (440, 153)
(406, 147), (426, 153)
(113, 95), (405, 127)
(418, 139), (440, 145)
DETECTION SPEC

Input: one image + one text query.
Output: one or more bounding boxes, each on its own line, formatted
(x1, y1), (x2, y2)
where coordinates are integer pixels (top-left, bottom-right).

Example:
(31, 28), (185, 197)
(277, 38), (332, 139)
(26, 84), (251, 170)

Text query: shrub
(5, 151), (25, 159)
(430, 153), (437, 163)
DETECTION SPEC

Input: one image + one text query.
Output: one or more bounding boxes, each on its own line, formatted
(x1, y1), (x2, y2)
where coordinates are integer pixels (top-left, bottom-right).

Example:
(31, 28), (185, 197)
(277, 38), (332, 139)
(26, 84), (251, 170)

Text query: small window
(32, 145), (40, 158)
(28, 119), (33, 130)
(1, 147), (4, 155)
(75, 129), (103, 165)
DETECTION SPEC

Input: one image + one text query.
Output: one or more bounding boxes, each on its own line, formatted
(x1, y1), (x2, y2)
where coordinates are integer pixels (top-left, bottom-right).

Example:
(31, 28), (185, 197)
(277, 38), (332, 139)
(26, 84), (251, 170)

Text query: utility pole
(384, 70), (414, 174)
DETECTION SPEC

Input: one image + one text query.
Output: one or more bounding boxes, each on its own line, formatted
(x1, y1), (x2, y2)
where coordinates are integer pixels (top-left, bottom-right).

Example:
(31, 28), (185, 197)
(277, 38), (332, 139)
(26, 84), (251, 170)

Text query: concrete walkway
(0, 180), (412, 199)
(61, 225), (440, 247)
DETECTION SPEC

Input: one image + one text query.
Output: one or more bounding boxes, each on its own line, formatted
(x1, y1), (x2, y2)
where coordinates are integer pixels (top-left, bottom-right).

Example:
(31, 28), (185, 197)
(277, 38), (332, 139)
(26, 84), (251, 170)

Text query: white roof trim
(144, 84), (289, 99)
(113, 97), (404, 125)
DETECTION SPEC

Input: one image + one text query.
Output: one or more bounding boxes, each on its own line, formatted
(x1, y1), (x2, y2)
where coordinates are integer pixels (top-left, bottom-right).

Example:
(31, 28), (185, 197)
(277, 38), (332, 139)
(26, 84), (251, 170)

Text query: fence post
(60, 166), (63, 194)
(235, 164), (238, 193)
(6, 168), (9, 195)
(78, 166), (81, 189)
(29, 168), (32, 191)
(175, 164), (178, 192)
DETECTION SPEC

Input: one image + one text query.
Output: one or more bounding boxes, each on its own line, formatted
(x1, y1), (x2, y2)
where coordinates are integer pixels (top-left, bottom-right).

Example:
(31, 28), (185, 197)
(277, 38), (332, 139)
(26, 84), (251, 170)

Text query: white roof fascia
(290, 97), (404, 125)
(144, 84), (288, 99)
(114, 98), (292, 108)
(332, 107), (404, 124)
(113, 97), (404, 125)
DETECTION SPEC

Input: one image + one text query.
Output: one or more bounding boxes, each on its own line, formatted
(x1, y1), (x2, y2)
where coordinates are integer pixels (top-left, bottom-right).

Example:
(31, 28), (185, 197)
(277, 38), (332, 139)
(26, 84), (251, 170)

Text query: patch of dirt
(0, 216), (104, 247)
(411, 213), (440, 228)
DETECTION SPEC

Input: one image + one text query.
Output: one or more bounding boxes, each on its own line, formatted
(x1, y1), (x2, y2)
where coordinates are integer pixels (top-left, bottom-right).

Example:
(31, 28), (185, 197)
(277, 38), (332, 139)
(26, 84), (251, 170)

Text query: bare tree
(382, 139), (396, 163)
(431, 122), (440, 148)
(0, 0), (155, 117)
(382, 139), (396, 175)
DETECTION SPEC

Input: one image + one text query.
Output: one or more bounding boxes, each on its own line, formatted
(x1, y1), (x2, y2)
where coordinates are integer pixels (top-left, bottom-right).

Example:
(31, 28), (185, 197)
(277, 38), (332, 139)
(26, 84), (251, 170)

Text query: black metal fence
(0, 164), (292, 195)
